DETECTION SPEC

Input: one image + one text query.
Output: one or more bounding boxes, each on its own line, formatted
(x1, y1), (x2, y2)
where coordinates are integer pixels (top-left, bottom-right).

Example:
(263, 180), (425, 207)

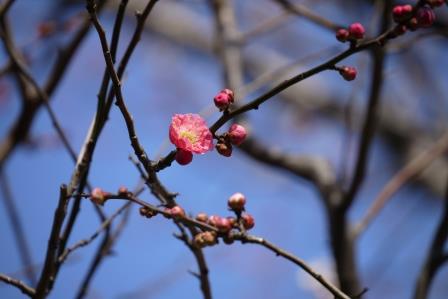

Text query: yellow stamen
(180, 130), (198, 144)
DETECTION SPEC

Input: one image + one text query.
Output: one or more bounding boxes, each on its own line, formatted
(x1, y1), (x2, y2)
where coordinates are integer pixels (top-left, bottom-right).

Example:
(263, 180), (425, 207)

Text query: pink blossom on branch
(169, 113), (214, 154)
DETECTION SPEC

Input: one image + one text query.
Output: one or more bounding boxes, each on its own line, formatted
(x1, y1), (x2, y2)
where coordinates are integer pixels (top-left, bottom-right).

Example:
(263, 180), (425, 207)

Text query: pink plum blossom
(169, 113), (213, 154)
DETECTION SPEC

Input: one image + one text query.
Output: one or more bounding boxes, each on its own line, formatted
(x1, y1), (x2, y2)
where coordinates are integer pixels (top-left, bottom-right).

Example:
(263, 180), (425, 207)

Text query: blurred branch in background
(0, 0), (108, 168)
(0, 171), (36, 285)
(354, 131), (448, 238)
(413, 175), (448, 299)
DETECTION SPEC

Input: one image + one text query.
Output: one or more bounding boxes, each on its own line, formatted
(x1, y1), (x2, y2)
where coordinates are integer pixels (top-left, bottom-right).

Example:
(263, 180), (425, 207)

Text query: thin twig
(175, 223), (212, 299)
(34, 185), (69, 299)
(273, 0), (343, 31)
(413, 175), (448, 299)
(0, 0), (108, 167)
(87, 0), (176, 207)
(58, 202), (131, 264)
(0, 273), (35, 297)
(354, 132), (448, 237)
(0, 170), (36, 284)
(234, 233), (352, 299)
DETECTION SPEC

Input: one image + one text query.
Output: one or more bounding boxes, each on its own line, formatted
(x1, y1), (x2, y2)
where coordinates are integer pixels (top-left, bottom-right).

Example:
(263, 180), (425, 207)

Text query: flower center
(180, 130), (198, 144)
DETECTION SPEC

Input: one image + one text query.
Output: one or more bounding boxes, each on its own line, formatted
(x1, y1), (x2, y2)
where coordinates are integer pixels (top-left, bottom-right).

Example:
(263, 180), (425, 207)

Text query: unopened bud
(348, 22), (365, 39)
(175, 149), (193, 165)
(228, 124), (247, 146)
(91, 188), (106, 205)
(228, 192), (246, 212)
(339, 66), (357, 81)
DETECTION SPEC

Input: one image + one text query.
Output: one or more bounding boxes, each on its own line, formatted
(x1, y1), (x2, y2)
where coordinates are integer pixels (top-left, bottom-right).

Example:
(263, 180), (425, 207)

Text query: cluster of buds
(391, 2), (443, 36)
(337, 66), (357, 81)
(336, 22), (365, 43)
(215, 123), (247, 157)
(163, 205), (186, 219)
(90, 187), (109, 205)
(193, 192), (255, 248)
(213, 88), (234, 111)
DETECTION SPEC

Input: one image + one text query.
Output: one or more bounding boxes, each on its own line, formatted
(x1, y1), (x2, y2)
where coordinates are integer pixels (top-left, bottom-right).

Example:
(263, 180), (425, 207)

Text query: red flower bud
(339, 66), (357, 81)
(241, 213), (255, 230)
(195, 212), (208, 222)
(170, 205), (185, 219)
(348, 22), (365, 39)
(402, 5), (413, 16)
(336, 28), (349, 42)
(228, 124), (247, 146)
(228, 192), (246, 212)
(175, 149), (193, 165)
(91, 187), (106, 205)
(416, 6), (436, 28)
(392, 5), (412, 23)
(215, 217), (232, 233)
(227, 217), (237, 227)
(392, 5), (403, 22)
(214, 89), (234, 110)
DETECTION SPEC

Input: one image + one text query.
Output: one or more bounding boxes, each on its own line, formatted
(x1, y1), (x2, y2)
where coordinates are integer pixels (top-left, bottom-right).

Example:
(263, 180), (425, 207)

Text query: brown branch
(0, 17), (78, 163)
(0, 170), (36, 284)
(328, 2), (392, 295)
(0, 273), (35, 297)
(58, 202), (131, 264)
(239, 137), (336, 194)
(34, 185), (69, 299)
(241, 10), (292, 42)
(354, 132), (448, 237)
(55, 2), (130, 289)
(175, 224), (212, 299)
(273, 0), (343, 31)
(210, 0), (244, 91)
(154, 22), (399, 171)
(234, 233), (352, 299)
(0, 0), (108, 168)
(413, 176), (448, 299)
(0, 0), (15, 20)
(87, 0), (176, 207)
(74, 204), (132, 299)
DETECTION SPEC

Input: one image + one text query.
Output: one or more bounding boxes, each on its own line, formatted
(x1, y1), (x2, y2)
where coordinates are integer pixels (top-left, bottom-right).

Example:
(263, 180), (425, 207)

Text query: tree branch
(0, 170), (36, 284)
(354, 131), (448, 237)
(234, 233), (352, 299)
(34, 185), (69, 299)
(0, 273), (35, 297)
(413, 175), (448, 299)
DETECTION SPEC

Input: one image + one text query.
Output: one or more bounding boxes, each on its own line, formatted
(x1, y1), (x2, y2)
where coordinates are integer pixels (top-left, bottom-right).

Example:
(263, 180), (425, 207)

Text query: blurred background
(1, 0), (448, 298)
